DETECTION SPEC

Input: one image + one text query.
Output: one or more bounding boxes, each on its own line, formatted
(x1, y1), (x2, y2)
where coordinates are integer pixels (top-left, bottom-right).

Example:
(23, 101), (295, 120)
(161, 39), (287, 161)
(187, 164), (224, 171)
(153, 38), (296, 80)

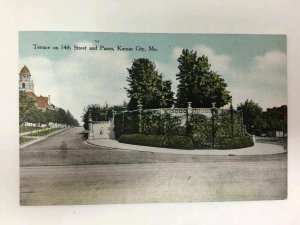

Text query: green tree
(82, 103), (127, 130)
(65, 110), (79, 126)
(161, 80), (174, 108)
(19, 91), (35, 125)
(19, 91), (79, 127)
(237, 99), (263, 134)
(261, 106), (287, 134)
(27, 107), (42, 127)
(57, 108), (67, 125)
(43, 109), (52, 127)
(82, 105), (109, 130)
(126, 58), (174, 110)
(176, 49), (231, 108)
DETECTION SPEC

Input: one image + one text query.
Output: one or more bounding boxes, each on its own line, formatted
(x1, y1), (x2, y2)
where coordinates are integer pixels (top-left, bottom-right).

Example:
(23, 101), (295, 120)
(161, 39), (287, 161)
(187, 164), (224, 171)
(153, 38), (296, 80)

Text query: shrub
(119, 134), (194, 150)
(189, 114), (212, 148)
(143, 112), (184, 136)
(81, 130), (89, 139)
(114, 111), (139, 139)
(167, 135), (194, 149)
(219, 136), (254, 149)
(189, 112), (245, 148)
(114, 111), (184, 139)
(114, 109), (246, 149)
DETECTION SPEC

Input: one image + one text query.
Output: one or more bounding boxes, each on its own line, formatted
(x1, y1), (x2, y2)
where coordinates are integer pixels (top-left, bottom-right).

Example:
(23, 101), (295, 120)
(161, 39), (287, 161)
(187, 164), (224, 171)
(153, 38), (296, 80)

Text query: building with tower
(19, 65), (54, 110)
(19, 65), (34, 92)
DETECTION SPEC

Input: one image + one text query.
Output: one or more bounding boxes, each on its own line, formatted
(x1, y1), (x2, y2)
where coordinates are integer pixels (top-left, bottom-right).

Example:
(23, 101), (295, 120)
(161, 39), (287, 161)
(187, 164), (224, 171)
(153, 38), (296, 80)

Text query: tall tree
(82, 104), (125, 130)
(82, 104), (109, 130)
(161, 80), (174, 108)
(176, 49), (231, 108)
(126, 58), (174, 110)
(19, 91), (78, 127)
(237, 99), (263, 134)
(19, 91), (35, 125)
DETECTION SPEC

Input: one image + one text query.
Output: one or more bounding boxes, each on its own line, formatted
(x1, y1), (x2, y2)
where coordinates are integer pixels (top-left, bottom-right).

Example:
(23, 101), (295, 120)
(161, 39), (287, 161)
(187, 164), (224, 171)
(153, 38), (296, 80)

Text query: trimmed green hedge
(119, 134), (194, 150)
(119, 134), (253, 150)
(219, 136), (254, 149)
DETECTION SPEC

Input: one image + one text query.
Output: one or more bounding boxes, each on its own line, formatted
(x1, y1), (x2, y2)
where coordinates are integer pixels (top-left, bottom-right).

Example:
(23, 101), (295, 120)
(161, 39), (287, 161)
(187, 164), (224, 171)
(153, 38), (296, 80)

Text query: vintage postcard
(19, 32), (287, 205)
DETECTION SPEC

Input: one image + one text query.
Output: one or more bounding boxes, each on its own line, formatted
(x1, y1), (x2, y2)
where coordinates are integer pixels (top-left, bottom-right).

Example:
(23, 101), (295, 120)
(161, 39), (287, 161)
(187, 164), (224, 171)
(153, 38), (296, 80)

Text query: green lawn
(20, 126), (43, 133)
(30, 128), (61, 136)
(20, 136), (36, 144)
(20, 128), (63, 145)
(255, 136), (287, 145)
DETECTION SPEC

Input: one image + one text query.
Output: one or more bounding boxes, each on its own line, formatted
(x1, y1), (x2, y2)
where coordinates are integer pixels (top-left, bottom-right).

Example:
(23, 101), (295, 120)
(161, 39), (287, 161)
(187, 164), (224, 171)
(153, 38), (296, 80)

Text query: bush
(114, 111), (139, 139)
(81, 130), (89, 139)
(219, 136), (254, 149)
(142, 112), (184, 136)
(119, 134), (194, 150)
(189, 114), (212, 148)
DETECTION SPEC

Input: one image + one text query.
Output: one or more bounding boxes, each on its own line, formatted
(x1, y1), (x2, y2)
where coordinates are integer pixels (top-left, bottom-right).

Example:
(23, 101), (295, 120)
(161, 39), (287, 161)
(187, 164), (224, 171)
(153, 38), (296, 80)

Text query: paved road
(20, 127), (287, 205)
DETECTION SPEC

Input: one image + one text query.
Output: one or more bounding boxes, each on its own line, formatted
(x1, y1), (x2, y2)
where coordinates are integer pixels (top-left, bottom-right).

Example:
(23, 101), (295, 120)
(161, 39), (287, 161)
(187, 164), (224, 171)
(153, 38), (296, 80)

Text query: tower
(19, 65), (34, 92)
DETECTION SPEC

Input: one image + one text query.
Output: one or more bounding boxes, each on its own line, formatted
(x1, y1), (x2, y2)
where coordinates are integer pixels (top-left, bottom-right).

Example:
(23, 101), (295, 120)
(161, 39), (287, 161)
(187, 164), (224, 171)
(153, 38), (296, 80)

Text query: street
(20, 128), (287, 205)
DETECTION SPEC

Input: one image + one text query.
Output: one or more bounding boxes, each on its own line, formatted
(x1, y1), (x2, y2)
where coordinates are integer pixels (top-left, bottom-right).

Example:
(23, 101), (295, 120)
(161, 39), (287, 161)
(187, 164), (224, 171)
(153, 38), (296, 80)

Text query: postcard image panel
(19, 32), (287, 205)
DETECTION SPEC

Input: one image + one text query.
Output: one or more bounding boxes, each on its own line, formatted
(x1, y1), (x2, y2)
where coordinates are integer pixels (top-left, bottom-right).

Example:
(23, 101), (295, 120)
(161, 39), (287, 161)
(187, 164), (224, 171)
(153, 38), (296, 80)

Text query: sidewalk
(87, 138), (287, 156)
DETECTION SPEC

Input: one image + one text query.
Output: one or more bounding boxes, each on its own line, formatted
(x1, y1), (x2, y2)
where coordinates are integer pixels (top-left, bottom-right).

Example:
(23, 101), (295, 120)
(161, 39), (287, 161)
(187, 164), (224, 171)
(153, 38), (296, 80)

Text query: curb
(85, 140), (135, 152)
(86, 139), (287, 156)
(20, 128), (69, 149)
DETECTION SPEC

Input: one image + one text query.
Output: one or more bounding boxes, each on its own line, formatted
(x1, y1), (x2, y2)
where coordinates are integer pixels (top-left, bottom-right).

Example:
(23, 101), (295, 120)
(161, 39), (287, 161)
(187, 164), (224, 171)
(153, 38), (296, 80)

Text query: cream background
(0, 0), (299, 224)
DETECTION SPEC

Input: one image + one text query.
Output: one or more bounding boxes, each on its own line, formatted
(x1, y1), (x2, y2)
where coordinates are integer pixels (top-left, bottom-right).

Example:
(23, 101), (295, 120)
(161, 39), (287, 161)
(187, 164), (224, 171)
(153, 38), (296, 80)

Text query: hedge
(219, 136), (254, 149)
(119, 134), (194, 150)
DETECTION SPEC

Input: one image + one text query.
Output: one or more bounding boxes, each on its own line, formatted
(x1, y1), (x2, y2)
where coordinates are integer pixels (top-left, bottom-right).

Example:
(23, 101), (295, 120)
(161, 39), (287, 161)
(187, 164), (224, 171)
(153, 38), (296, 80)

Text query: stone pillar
(240, 110), (245, 135)
(187, 102), (192, 116)
(138, 103), (143, 134)
(112, 110), (115, 123)
(230, 102), (234, 138)
(88, 112), (94, 140)
(186, 102), (193, 136)
(121, 107), (127, 134)
(252, 135), (256, 143)
(212, 102), (216, 109)
(211, 102), (217, 149)
(160, 108), (164, 115)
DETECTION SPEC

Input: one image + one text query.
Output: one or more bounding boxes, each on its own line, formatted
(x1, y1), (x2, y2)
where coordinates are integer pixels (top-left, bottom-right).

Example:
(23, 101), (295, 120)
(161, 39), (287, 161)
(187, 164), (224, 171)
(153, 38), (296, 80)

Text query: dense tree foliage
(260, 106), (287, 135)
(236, 100), (287, 136)
(19, 91), (79, 127)
(237, 99), (263, 134)
(125, 58), (174, 110)
(176, 49), (231, 108)
(19, 91), (35, 125)
(82, 103), (127, 130)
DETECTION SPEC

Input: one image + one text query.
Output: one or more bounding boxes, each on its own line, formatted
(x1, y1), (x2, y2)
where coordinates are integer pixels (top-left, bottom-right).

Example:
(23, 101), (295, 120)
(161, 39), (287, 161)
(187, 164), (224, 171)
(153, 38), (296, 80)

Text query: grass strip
(30, 128), (61, 137)
(20, 136), (36, 144)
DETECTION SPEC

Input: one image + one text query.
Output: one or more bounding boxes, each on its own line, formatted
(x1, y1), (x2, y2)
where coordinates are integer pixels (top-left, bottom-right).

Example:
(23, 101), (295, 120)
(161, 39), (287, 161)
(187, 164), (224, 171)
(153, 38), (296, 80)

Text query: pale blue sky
(19, 32), (287, 123)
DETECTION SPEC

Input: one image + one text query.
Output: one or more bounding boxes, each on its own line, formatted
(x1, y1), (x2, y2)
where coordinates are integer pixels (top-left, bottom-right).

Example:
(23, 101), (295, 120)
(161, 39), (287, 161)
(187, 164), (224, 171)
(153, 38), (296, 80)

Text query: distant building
(19, 65), (34, 92)
(19, 65), (54, 110)
(261, 105), (287, 137)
